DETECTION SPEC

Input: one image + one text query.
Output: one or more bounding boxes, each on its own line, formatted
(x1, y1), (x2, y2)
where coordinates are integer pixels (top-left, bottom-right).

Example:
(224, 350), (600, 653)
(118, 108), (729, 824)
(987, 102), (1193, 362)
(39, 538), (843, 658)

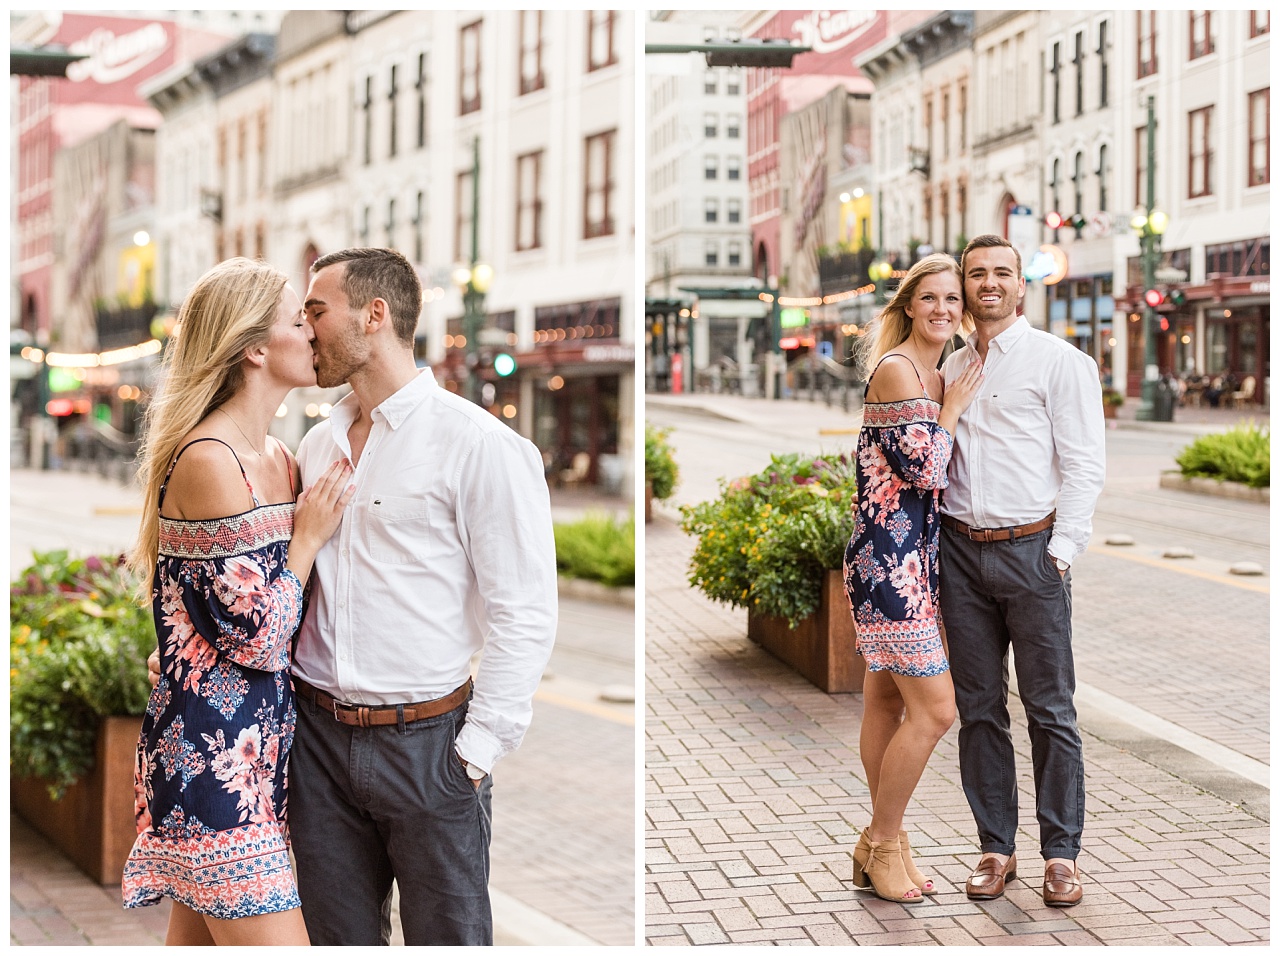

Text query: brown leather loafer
(1043, 861), (1083, 907)
(965, 853), (1017, 900)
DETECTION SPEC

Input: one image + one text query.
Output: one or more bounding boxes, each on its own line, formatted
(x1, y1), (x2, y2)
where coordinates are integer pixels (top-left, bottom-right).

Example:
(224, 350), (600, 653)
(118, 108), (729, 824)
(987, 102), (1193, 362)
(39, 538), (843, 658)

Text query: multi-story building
(645, 10), (757, 393)
(345, 10), (636, 490)
(1111, 9), (1269, 402)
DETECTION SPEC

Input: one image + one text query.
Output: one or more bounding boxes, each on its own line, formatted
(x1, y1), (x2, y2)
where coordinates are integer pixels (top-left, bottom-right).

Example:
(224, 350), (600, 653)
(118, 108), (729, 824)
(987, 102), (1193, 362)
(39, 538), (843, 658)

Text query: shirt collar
(966, 314), (1030, 354)
(328, 367), (436, 433)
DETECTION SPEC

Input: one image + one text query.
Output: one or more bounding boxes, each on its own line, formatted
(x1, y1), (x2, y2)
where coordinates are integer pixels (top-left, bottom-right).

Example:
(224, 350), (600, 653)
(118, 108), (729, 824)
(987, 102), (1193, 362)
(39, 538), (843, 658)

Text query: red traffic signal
(1144, 288), (1165, 308)
(1045, 211), (1065, 229)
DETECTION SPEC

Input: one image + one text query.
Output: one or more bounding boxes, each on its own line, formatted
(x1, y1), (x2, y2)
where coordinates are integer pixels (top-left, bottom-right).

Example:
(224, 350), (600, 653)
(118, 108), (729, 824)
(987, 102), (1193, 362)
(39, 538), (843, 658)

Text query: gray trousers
(288, 695), (493, 945)
(939, 525), (1084, 861)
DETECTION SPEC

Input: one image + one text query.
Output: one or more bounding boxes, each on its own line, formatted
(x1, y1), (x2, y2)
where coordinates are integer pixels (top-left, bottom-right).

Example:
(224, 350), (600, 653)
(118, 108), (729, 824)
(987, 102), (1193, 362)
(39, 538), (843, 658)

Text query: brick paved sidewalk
(645, 516), (1270, 946)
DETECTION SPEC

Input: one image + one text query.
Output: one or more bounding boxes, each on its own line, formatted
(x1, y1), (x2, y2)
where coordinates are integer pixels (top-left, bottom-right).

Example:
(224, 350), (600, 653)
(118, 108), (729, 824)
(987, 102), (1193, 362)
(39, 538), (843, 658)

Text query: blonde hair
(129, 258), (288, 595)
(867, 253), (972, 367)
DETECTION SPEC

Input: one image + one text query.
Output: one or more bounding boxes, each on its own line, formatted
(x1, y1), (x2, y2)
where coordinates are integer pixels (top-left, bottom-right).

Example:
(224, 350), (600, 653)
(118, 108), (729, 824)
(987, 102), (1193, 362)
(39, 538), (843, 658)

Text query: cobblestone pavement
(9, 468), (635, 946)
(645, 394), (1269, 946)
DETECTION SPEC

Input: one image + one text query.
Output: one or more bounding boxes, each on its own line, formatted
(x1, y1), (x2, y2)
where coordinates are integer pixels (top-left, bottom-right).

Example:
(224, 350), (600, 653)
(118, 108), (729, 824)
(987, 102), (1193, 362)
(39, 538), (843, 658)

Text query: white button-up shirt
(940, 317), (1106, 565)
(293, 369), (558, 772)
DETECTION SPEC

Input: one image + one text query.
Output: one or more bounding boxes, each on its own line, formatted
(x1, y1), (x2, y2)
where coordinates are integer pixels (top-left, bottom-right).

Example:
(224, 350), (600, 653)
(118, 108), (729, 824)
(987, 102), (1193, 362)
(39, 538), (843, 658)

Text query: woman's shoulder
(866, 353), (926, 404)
(163, 430), (254, 520)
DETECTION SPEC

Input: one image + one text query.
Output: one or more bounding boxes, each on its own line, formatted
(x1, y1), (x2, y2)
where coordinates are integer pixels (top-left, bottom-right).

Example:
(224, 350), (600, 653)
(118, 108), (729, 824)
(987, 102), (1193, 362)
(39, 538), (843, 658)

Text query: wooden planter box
(11, 715), (143, 885)
(747, 569), (865, 693)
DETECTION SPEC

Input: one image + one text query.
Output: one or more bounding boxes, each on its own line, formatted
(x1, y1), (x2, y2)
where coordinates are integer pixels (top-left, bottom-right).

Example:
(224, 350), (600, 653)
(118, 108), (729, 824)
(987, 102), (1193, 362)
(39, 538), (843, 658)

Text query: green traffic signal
(493, 353), (517, 377)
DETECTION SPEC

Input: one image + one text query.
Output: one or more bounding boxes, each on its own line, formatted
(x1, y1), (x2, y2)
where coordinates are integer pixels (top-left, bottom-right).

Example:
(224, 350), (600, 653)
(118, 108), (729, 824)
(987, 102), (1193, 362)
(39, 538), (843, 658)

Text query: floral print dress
(843, 359), (954, 677)
(122, 438), (305, 919)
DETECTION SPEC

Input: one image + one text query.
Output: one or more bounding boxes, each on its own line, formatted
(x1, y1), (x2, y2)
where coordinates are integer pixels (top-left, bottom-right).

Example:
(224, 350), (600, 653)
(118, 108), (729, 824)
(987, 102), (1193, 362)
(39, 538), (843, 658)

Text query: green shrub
(1175, 424), (1270, 488)
(11, 551), (156, 796)
(680, 452), (858, 627)
(553, 511), (636, 587)
(645, 425), (679, 500)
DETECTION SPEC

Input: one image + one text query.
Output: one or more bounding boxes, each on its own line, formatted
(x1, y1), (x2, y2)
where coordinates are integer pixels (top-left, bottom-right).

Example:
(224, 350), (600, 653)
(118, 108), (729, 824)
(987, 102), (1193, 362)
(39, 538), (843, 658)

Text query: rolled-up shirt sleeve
(1047, 351), (1107, 564)
(451, 429), (559, 773)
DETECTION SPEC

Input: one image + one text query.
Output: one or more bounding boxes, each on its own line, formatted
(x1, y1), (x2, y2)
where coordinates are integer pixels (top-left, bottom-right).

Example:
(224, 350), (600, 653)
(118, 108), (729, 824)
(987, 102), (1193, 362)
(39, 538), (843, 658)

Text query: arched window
(1096, 144), (1109, 212)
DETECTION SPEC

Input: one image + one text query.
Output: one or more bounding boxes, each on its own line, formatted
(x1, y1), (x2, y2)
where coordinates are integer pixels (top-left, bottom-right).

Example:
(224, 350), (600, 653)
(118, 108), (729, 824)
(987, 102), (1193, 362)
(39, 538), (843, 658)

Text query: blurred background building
(12, 9), (636, 496)
(644, 9), (1269, 408)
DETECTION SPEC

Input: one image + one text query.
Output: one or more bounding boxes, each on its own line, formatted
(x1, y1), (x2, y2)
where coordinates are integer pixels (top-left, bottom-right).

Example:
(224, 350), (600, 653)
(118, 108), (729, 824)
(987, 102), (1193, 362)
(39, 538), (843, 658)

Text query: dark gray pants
(288, 695), (493, 945)
(939, 525), (1084, 861)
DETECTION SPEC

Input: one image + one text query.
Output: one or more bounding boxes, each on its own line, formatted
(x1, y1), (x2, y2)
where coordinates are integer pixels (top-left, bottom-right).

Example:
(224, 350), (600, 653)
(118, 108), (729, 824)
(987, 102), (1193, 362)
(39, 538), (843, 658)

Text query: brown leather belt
(292, 676), (472, 728)
(942, 511), (1055, 543)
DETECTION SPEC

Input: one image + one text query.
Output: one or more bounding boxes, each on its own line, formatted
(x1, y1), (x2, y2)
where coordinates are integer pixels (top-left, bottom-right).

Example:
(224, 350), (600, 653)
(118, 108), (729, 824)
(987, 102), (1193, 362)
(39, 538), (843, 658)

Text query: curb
(556, 576), (635, 607)
(1158, 470), (1270, 503)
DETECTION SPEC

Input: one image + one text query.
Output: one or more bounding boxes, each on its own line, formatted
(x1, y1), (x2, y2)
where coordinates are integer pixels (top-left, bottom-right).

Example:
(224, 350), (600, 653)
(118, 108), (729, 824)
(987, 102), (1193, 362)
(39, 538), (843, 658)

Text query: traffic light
(1045, 211), (1065, 230)
(1168, 288), (1187, 306)
(1144, 288), (1165, 308)
(493, 352), (517, 377)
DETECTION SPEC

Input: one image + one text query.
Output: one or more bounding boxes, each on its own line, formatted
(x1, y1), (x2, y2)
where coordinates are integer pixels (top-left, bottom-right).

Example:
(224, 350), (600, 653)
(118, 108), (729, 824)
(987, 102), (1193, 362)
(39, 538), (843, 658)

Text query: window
(1188, 106), (1213, 198)
(705, 241), (718, 267)
(727, 156), (740, 180)
(455, 170), (474, 261)
(1073, 31), (1084, 116)
(459, 20), (481, 115)
(587, 11), (616, 71)
(1251, 10), (1269, 37)
(726, 70), (740, 95)
(704, 199), (718, 223)
(1135, 125), (1148, 208)
(1248, 89), (1269, 186)
(516, 150), (543, 250)
(958, 83), (967, 151)
(413, 190), (425, 263)
(385, 198), (396, 247)
(388, 64), (399, 158)
(359, 205), (370, 245)
(1050, 40), (1061, 124)
(704, 155), (718, 180)
(728, 241), (742, 267)
(1050, 157), (1061, 218)
(237, 118), (247, 202)
(1096, 143), (1109, 211)
(583, 129), (616, 239)
(704, 70), (717, 95)
(941, 92), (950, 160)
(727, 198), (741, 224)
(255, 222), (265, 260)
(704, 112), (718, 138)
(726, 114), (740, 139)
(361, 76), (373, 165)
(415, 53), (427, 149)
(1098, 20), (1110, 108)
(1189, 11), (1214, 59)
(519, 11), (544, 95)
(1072, 151), (1084, 215)
(1137, 11), (1157, 78)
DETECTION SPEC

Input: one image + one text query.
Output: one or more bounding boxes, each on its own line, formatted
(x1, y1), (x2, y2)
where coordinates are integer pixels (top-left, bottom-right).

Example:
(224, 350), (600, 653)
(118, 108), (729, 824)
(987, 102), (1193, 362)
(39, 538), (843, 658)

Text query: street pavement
(645, 392), (1269, 945)
(8, 467), (636, 946)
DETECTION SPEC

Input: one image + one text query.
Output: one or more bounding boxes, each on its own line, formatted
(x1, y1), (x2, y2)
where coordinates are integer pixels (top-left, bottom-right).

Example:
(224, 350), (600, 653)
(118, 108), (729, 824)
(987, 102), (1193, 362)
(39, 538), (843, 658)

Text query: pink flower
(232, 725), (262, 766)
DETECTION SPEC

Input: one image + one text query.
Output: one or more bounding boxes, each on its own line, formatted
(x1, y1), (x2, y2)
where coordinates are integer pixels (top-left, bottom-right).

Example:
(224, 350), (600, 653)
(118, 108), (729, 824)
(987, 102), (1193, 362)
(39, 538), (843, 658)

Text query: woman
(121, 258), (355, 945)
(843, 254), (983, 903)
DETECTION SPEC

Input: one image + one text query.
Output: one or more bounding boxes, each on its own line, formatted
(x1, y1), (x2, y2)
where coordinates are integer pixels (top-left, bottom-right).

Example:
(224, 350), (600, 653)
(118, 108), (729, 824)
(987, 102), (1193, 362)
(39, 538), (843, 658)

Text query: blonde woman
(121, 258), (354, 945)
(843, 254), (983, 902)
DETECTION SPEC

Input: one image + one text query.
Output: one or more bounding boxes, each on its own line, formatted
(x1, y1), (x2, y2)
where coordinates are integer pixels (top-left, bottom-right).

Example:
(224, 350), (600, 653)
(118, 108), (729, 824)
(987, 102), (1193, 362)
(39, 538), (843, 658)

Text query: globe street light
(453, 260), (492, 406)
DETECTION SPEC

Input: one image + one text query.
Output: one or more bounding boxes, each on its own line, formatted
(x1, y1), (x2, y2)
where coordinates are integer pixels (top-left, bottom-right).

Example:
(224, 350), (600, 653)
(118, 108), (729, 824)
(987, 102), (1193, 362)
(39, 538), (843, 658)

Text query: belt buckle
(332, 698), (343, 721)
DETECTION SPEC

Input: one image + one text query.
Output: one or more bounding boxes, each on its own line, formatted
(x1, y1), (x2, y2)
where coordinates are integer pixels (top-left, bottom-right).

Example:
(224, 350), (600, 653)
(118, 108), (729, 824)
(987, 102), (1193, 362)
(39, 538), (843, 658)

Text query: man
(938, 235), (1105, 907)
(288, 247), (557, 944)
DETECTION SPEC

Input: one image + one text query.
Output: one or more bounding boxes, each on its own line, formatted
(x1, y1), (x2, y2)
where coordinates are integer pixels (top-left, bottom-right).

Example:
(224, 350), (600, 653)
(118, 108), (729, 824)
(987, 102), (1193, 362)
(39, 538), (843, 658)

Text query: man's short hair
(311, 247), (422, 345)
(961, 234), (1022, 279)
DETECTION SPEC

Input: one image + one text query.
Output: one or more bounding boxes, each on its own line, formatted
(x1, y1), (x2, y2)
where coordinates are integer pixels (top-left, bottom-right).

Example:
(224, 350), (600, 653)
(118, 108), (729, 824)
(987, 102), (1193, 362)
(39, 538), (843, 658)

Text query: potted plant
(644, 425), (679, 523)
(10, 550), (155, 884)
(680, 453), (865, 692)
(1102, 387), (1124, 419)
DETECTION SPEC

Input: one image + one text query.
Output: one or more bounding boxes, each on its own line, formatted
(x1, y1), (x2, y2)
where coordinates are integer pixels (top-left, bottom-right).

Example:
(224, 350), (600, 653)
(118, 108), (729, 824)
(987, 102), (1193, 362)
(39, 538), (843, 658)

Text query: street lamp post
(454, 136), (492, 407)
(1131, 94), (1165, 422)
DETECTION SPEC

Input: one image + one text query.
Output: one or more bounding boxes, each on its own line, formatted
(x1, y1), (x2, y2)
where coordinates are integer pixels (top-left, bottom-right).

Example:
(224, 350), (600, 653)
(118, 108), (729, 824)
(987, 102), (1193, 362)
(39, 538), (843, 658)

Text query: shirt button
(341, 549), (349, 557)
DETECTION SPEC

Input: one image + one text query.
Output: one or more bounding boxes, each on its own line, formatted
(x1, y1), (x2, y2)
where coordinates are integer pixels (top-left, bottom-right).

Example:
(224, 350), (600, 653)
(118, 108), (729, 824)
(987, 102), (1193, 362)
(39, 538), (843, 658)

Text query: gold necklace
(217, 407), (265, 456)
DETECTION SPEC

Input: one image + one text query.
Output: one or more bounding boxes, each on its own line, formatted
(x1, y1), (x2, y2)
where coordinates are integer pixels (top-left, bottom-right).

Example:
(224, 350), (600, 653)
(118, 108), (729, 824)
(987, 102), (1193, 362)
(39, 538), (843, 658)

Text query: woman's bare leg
(165, 901), (216, 946)
(866, 670), (956, 843)
(203, 907), (310, 946)
(860, 668), (906, 804)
